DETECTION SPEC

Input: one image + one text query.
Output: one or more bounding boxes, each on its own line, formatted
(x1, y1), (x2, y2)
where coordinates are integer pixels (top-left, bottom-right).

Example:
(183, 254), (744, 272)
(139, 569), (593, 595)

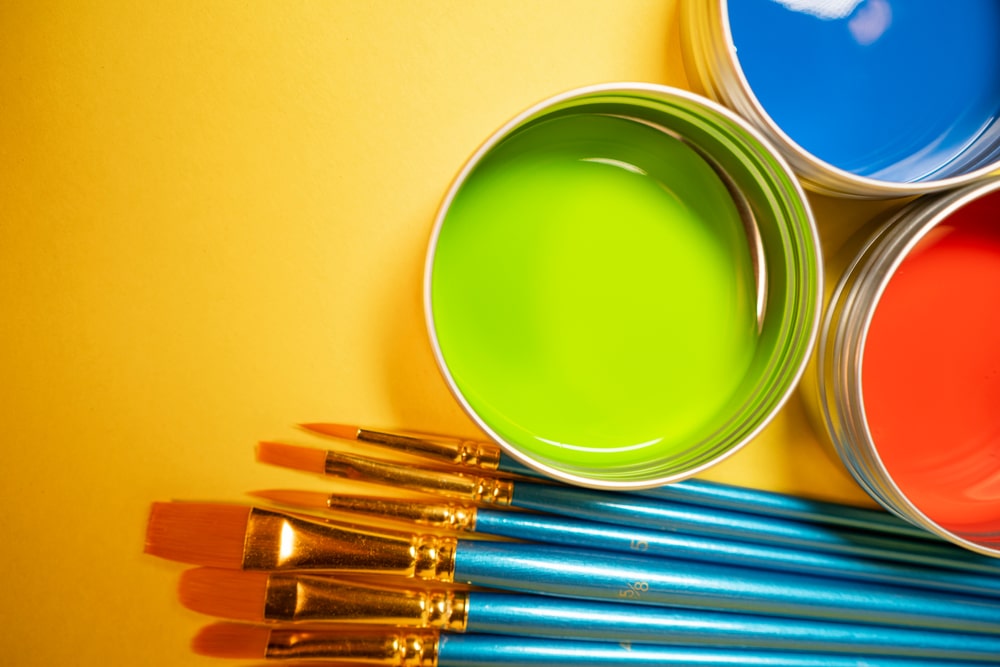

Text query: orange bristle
(179, 568), (270, 622)
(192, 622), (271, 659)
(256, 441), (328, 474)
(299, 422), (361, 440)
(144, 502), (250, 568)
(249, 489), (331, 510)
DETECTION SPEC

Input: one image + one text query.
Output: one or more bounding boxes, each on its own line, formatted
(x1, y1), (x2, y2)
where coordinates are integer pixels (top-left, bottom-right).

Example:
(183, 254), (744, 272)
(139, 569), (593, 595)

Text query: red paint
(862, 190), (1000, 532)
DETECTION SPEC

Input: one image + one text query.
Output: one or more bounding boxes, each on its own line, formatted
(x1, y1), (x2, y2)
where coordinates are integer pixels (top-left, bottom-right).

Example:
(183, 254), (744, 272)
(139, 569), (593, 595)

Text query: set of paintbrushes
(144, 424), (1000, 665)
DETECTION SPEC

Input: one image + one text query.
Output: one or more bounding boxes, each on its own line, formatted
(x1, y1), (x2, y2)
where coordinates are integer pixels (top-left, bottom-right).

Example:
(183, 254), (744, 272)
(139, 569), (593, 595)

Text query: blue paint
(727, 0), (1000, 182)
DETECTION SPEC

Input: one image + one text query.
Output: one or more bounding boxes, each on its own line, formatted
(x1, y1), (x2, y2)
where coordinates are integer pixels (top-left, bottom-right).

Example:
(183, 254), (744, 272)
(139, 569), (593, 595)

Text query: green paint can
(425, 83), (820, 489)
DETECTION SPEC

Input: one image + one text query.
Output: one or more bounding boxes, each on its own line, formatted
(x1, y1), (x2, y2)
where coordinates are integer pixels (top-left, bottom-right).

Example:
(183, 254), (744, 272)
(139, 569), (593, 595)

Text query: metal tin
(803, 177), (1000, 557)
(681, 1), (1000, 199)
(424, 83), (821, 489)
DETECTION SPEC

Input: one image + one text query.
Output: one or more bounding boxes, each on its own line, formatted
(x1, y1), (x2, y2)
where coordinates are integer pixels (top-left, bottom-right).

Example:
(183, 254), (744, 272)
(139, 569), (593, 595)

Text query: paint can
(681, 0), (1000, 199)
(424, 83), (821, 489)
(804, 176), (1000, 556)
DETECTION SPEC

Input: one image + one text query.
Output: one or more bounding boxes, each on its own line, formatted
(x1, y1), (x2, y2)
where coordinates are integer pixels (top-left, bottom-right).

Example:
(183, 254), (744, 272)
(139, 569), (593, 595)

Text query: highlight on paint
(431, 113), (758, 470)
(681, 0), (1000, 196)
(424, 83), (821, 489)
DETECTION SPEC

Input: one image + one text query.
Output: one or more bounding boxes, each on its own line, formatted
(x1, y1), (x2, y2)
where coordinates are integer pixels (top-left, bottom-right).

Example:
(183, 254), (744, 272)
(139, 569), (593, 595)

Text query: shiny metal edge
(422, 82), (821, 490)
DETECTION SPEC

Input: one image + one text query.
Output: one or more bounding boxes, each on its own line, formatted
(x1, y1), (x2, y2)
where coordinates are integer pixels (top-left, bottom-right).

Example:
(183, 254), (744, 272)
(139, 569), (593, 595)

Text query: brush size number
(618, 581), (649, 599)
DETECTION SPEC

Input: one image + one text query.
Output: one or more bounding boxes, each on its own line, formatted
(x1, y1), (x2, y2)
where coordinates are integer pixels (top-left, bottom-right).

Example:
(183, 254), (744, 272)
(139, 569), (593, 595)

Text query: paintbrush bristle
(256, 441), (328, 474)
(192, 622), (271, 659)
(299, 422), (361, 440)
(179, 568), (269, 622)
(249, 489), (332, 510)
(144, 502), (250, 568)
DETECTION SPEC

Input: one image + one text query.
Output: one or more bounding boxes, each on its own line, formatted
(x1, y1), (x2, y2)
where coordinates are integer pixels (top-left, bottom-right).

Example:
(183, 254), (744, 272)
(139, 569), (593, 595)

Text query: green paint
(430, 113), (759, 473)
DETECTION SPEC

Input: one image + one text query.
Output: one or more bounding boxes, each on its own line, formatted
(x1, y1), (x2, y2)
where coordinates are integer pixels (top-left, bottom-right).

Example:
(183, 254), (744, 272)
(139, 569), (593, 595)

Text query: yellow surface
(2, 2), (897, 665)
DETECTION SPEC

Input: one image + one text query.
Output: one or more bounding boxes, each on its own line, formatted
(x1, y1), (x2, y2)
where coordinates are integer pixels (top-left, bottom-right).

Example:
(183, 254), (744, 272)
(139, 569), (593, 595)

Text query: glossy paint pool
(807, 177), (1000, 556)
(430, 112), (759, 470)
(425, 84), (821, 489)
(682, 0), (1000, 197)
(862, 188), (1000, 533)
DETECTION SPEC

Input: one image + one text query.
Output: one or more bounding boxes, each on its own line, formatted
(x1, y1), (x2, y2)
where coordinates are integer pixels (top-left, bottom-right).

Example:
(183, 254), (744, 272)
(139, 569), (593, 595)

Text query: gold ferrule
(414, 531), (459, 581)
(325, 495), (478, 531)
(323, 451), (514, 505)
(452, 438), (502, 470)
(265, 627), (439, 666)
(242, 507), (457, 581)
(359, 429), (502, 471)
(263, 574), (469, 630)
(472, 475), (515, 505)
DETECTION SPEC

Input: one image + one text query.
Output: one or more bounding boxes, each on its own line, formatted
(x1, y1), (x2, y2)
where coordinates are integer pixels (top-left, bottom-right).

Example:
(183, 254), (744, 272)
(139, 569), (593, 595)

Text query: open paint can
(805, 177), (1000, 556)
(424, 83), (821, 489)
(681, 0), (1000, 198)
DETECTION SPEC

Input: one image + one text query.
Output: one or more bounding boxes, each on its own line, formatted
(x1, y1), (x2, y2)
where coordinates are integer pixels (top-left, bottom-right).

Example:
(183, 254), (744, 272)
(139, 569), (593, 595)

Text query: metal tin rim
(819, 176), (1000, 556)
(423, 82), (822, 490)
(687, 0), (1000, 199)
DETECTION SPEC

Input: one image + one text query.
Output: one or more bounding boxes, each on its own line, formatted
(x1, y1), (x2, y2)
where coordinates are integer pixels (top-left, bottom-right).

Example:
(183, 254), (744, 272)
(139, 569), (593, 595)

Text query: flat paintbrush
(257, 441), (1000, 575)
(143, 501), (1000, 635)
(193, 622), (996, 666)
(179, 567), (1000, 661)
(299, 422), (932, 540)
(251, 488), (1000, 598)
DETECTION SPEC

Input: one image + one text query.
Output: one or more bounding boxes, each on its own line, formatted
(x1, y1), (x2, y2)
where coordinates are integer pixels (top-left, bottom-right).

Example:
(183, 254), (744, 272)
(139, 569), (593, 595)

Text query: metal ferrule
(263, 574), (469, 630)
(323, 451), (514, 505)
(325, 495), (478, 532)
(360, 428), (502, 471)
(242, 507), (457, 581)
(264, 627), (439, 666)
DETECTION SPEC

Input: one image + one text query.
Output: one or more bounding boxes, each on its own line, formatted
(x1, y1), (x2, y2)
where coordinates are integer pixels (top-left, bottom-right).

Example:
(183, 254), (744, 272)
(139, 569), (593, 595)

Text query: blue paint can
(682, 0), (1000, 198)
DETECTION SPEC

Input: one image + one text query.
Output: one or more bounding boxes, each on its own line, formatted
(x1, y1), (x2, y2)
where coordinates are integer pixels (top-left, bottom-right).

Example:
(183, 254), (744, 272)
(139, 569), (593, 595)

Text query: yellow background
(2, 2), (899, 665)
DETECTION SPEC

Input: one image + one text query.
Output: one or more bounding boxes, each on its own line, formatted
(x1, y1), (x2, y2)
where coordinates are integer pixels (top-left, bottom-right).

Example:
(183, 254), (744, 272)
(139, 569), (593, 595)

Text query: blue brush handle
(451, 539), (1000, 635)
(473, 507), (1000, 598)
(438, 633), (991, 667)
(509, 481), (1000, 574)
(465, 591), (1000, 661)
(636, 478), (934, 541)
(494, 454), (932, 540)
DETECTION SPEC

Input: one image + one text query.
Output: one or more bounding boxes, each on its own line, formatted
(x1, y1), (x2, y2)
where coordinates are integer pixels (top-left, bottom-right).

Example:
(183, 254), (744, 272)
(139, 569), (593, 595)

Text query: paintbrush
(179, 567), (1000, 661)
(256, 441), (1000, 575)
(250, 489), (1000, 598)
(299, 422), (932, 540)
(192, 622), (996, 666)
(143, 501), (1000, 634)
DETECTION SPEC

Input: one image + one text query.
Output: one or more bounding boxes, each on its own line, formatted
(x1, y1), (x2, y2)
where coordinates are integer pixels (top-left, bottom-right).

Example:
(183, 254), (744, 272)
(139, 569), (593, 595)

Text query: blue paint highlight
(728, 0), (1000, 182)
